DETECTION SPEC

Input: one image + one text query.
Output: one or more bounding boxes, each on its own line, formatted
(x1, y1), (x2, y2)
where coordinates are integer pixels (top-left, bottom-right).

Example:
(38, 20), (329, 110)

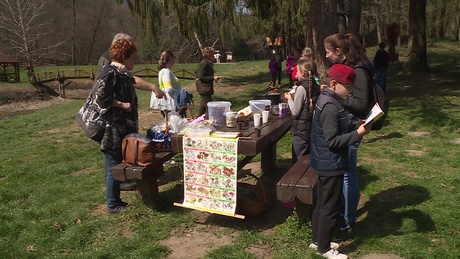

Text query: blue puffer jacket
(310, 89), (350, 173)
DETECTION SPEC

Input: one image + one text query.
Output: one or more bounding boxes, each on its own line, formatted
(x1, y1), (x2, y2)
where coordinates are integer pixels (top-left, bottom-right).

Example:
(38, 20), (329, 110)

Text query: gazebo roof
(0, 51), (20, 63)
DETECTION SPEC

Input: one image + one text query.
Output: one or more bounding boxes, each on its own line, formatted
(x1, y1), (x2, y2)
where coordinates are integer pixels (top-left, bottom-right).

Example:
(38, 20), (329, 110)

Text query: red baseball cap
(327, 64), (356, 85)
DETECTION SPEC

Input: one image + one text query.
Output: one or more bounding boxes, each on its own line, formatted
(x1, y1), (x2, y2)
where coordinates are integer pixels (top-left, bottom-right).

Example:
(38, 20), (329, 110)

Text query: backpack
(173, 88), (193, 110)
(355, 65), (389, 130)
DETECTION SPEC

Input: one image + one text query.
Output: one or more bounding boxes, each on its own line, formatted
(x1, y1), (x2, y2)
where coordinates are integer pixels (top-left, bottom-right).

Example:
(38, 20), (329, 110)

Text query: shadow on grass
(365, 131), (404, 144)
(339, 184), (434, 253)
(386, 62), (460, 130)
(357, 167), (379, 193)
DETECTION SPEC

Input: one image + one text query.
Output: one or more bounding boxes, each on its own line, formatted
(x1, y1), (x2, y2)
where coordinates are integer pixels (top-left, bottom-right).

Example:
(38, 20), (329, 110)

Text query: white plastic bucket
(249, 99), (271, 113)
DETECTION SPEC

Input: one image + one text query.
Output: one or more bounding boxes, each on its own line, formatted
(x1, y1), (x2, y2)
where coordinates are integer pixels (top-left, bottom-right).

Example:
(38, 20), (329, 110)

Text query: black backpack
(355, 65), (389, 130)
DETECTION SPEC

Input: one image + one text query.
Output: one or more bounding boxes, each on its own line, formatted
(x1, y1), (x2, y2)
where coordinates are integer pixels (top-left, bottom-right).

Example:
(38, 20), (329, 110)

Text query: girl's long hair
(324, 33), (371, 66)
(297, 59), (317, 111)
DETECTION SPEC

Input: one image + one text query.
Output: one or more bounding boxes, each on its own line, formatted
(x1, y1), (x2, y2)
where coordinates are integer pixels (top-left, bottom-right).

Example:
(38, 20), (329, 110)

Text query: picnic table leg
(261, 143), (277, 174)
(135, 175), (159, 203)
(295, 198), (314, 221)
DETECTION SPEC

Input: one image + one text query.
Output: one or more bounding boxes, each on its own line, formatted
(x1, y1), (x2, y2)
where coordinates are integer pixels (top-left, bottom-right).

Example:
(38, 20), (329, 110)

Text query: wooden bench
(276, 154), (318, 211)
(112, 151), (175, 202)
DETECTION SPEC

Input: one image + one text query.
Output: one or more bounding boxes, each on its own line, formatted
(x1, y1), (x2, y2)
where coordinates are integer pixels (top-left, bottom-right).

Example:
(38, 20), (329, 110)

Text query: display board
(177, 136), (239, 217)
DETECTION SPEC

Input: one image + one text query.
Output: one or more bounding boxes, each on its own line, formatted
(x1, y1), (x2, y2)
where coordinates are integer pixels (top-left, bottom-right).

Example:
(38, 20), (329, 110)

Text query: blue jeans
(375, 68), (387, 92)
(103, 152), (122, 209)
(343, 141), (360, 224)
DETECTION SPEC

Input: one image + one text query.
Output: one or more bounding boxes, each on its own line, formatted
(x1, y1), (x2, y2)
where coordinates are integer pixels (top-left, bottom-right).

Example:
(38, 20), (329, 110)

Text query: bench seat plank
(276, 154), (317, 204)
(294, 167), (317, 204)
(112, 151), (175, 202)
(276, 155), (311, 203)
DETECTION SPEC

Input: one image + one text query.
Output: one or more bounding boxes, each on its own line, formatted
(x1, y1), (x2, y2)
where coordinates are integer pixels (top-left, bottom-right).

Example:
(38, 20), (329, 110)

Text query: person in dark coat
(96, 33), (163, 192)
(195, 47), (222, 117)
(373, 42), (390, 91)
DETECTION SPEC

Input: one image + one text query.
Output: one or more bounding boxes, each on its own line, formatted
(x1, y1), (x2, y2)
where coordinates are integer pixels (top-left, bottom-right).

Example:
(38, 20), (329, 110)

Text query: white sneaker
(319, 248), (348, 259)
(309, 241), (340, 250)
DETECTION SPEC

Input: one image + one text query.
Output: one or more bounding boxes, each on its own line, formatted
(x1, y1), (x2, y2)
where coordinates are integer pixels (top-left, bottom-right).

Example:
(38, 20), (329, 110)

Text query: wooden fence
(31, 67), (196, 98)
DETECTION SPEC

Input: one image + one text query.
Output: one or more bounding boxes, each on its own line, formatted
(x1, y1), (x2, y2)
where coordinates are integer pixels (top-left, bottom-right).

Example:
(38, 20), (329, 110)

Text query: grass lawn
(0, 41), (459, 259)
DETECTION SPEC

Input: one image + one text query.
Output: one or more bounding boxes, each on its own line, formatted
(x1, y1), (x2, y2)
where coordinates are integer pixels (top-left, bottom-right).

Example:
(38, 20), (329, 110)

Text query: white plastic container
(249, 99), (271, 113)
(207, 101), (231, 126)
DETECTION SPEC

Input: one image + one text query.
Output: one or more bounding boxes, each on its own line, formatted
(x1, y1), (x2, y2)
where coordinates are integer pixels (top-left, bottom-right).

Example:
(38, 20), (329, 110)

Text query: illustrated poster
(181, 136), (238, 216)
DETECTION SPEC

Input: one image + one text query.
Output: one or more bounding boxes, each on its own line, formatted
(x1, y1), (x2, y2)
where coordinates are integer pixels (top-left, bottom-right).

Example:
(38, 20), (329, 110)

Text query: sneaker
(309, 242), (340, 250)
(339, 220), (356, 232)
(165, 159), (176, 165)
(318, 248), (348, 259)
(107, 202), (128, 214)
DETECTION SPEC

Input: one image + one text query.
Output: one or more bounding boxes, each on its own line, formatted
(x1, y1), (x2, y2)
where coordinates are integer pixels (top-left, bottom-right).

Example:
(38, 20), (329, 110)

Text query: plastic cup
(262, 110), (269, 124)
(225, 112), (238, 128)
(253, 113), (261, 127)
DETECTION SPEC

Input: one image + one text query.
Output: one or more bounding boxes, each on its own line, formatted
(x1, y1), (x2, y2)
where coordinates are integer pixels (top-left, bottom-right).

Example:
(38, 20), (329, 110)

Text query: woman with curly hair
(90, 37), (141, 214)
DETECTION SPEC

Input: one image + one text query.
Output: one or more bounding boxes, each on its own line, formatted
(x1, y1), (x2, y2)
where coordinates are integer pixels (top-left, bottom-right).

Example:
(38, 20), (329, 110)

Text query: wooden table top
(170, 115), (292, 156)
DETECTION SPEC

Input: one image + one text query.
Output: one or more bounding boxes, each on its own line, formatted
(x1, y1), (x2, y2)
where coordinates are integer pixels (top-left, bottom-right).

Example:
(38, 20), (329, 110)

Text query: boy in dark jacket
(309, 64), (372, 259)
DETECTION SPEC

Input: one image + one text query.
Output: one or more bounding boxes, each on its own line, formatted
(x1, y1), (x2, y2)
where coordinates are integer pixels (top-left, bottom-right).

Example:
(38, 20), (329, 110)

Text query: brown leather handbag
(122, 133), (156, 167)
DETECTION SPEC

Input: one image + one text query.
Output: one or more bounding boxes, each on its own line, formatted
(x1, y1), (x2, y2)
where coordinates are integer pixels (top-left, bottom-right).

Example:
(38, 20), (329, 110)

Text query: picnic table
(112, 113), (292, 207)
(170, 114), (292, 174)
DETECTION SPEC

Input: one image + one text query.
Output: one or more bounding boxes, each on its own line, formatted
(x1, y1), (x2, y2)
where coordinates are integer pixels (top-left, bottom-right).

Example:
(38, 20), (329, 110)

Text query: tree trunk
(337, 0), (347, 33)
(348, 0), (361, 36)
(373, 0), (382, 43)
(438, 0), (447, 38)
(72, 0), (76, 65)
(307, 0), (338, 78)
(404, 0), (429, 72)
(86, 7), (105, 64)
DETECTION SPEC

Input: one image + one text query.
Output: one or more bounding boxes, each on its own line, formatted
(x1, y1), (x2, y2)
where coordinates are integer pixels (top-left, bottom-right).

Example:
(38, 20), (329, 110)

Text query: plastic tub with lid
(207, 101), (231, 126)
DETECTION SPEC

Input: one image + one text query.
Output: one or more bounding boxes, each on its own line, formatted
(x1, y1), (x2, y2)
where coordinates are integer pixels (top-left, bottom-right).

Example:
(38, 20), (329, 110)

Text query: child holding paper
(284, 59), (320, 164)
(309, 64), (372, 259)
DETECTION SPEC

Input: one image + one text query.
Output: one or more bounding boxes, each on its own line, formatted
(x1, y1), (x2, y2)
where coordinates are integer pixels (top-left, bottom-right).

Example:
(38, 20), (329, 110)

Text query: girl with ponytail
(284, 59), (321, 164)
(150, 50), (183, 116)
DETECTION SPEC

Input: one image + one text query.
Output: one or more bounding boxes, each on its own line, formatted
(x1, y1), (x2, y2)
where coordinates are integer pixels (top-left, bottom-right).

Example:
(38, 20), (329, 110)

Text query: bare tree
(373, 0), (382, 44)
(0, 0), (64, 80)
(71, 0), (76, 65)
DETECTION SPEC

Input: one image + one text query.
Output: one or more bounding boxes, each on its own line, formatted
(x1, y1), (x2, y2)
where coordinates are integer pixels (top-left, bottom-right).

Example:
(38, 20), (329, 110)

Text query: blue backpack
(173, 88), (193, 109)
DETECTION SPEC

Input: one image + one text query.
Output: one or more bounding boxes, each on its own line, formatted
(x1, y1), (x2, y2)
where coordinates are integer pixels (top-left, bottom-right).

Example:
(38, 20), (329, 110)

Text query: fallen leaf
(53, 221), (63, 231)
(27, 244), (37, 252)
